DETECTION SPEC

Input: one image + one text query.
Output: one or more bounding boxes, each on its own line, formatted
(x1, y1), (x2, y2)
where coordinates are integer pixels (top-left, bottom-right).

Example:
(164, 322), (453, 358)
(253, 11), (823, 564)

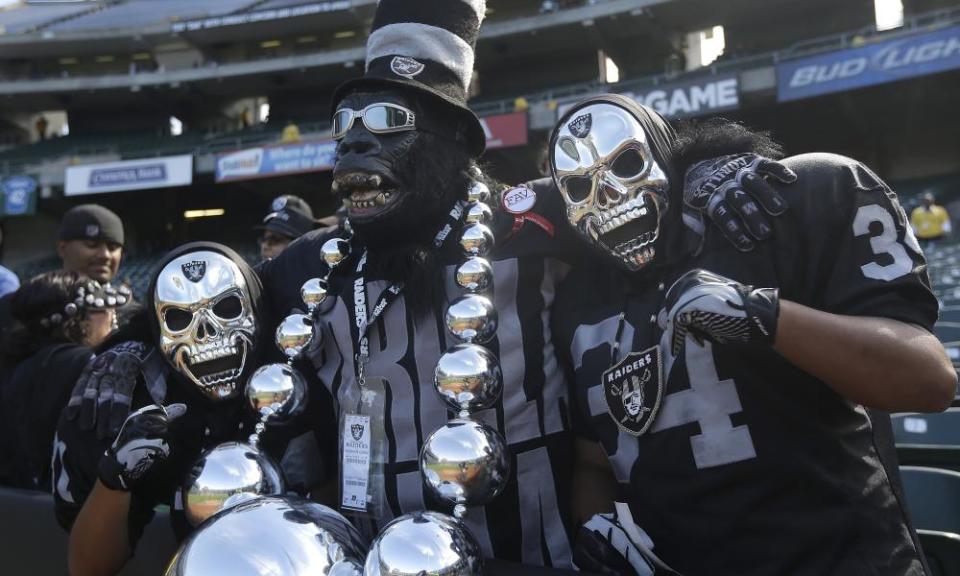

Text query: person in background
(58, 204), (125, 284)
(281, 120), (302, 143)
(0, 221), (19, 298)
(911, 191), (951, 251)
(256, 195), (316, 261)
(0, 271), (129, 490)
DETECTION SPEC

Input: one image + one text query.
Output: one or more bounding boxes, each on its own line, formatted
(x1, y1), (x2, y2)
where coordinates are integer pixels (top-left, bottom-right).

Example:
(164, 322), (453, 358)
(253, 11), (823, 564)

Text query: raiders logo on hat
(390, 56), (425, 79)
(85, 224), (100, 237)
(602, 345), (663, 436)
(568, 113), (592, 139)
(271, 196), (288, 211)
(181, 261), (207, 283)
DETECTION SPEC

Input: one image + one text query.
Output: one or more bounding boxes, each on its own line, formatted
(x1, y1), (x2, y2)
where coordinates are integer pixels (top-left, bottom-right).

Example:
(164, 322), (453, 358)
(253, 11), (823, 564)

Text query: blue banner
(216, 140), (337, 183)
(1, 175), (37, 216)
(778, 24), (960, 101)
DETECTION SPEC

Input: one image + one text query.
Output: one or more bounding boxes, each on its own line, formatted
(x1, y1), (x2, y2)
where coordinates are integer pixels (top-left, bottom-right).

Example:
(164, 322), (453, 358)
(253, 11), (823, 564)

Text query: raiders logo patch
(502, 186), (536, 214)
(390, 56), (425, 79)
(351, 422), (364, 441)
(602, 345), (663, 436)
(85, 224), (100, 237)
(181, 261), (207, 283)
(568, 113), (592, 138)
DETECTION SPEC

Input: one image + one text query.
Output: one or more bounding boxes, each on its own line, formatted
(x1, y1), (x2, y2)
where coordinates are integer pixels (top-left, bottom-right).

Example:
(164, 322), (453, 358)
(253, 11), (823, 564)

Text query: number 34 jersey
(555, 153), (938, 576)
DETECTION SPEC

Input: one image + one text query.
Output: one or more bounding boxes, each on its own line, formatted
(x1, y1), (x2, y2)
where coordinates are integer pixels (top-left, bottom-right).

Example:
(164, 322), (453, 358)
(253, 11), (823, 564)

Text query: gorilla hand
(658, 269), (779, 357)
(66, 341), (149, 440)
(684, 153), (797, 251)
(97, 403), (186, 492)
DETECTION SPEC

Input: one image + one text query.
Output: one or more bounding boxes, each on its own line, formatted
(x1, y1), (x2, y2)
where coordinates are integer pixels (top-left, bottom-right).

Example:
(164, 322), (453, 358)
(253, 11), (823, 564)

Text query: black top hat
(331, 0), (487, 156)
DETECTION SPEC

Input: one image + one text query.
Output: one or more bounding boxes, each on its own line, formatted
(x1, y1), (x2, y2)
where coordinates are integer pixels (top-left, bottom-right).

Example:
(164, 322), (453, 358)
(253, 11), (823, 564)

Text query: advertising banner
(1, 175), (37, 216)
(65, 155), (193, 196)
(559, 74), (740, 118)
(481, 112), (529, 150)
(778, 24), (960, 101)
(215, 140), (337, 183)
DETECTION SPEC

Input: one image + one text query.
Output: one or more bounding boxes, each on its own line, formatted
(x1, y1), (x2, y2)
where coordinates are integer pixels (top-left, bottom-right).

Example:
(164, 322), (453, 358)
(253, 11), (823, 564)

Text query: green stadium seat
(892, 410), (960, 471)
(918, 530), (960, 576)
(900, 466), (960, 533)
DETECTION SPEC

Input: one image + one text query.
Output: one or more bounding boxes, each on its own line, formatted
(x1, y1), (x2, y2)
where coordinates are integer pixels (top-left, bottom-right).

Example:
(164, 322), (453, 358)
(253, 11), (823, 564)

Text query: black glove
(574, 510), (676, 576)
(97, 403), (186, 492)
(684, 153), (797, 251)
(658, 269), (779, 357)
(66, 341), (149, 440)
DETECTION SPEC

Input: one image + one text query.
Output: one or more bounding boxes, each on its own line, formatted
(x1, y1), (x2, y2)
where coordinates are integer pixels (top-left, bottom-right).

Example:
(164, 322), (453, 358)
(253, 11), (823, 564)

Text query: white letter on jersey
(853, 204), (915, 281)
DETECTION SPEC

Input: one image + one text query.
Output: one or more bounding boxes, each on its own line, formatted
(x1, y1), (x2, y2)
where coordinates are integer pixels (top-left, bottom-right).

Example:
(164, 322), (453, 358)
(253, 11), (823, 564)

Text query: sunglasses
(332, 102), (417, 140)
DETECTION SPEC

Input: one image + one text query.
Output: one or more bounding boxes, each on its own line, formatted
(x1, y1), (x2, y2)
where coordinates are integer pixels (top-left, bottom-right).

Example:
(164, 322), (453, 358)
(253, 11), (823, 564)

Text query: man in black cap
(58, 204), (125, 285)
(256, 195), (316, 261)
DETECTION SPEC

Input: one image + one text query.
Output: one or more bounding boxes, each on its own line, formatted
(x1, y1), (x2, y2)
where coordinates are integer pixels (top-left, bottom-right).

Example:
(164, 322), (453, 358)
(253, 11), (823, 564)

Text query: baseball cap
(255, 195), (316, 239)
(58, 204), (124, 246)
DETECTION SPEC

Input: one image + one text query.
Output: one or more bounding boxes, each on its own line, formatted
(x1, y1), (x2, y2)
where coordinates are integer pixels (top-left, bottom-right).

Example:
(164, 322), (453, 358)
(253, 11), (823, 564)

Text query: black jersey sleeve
(52, 387), (157, 548)
(783, 153), (937, 331)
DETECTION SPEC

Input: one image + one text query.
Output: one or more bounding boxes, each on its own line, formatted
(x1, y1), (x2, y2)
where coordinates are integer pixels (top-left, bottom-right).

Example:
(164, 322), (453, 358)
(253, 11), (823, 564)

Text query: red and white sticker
(502, 186), (536, 214)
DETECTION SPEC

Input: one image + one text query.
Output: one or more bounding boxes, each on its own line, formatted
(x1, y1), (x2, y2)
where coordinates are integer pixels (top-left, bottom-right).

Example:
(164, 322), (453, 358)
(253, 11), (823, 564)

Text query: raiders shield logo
(602, 345), (663, 436)
(181, 261), (207, 283)
(568, 113), (592, 139)
(390, 56), (425, 79)
(85, 224), (100, 238)
(351, 422), (364, 441)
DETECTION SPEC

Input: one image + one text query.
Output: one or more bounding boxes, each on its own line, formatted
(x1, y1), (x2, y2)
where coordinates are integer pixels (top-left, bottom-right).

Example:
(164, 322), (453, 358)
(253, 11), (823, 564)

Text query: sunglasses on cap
(332, 102), (417, 140)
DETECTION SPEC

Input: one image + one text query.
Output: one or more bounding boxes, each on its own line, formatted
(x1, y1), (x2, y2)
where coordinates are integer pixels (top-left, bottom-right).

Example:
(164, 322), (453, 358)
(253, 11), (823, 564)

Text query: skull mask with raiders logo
(550, 94), (678, 272)
(151, 244), (260, 400)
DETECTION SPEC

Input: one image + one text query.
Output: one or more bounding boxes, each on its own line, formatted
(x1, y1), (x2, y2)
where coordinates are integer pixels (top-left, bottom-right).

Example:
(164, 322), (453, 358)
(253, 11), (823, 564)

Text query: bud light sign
(778, 25), (960, 101)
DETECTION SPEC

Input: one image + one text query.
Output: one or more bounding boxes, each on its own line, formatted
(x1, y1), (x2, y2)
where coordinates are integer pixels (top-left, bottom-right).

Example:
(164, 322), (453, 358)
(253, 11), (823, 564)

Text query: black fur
(349, 129), (484, 317)
(671, 118), (784, 175)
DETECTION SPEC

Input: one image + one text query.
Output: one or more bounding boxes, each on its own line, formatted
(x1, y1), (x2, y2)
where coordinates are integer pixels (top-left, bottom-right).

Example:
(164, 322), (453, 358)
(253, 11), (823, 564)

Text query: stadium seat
(917, 530), (960, 576)
(0, 486), (178, 576)
(899, 466), (960, 534)
(892, 410), (960, 471)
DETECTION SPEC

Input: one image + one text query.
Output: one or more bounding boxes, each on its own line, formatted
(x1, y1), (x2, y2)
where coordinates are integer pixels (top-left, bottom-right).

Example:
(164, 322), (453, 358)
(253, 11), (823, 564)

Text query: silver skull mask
(154, 251), (257, 400)
(551, 101), (670, 271)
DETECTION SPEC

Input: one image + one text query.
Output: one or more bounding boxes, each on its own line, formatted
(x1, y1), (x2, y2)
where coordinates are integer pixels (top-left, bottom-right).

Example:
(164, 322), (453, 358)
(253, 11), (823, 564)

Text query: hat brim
(331, 76), (486, 157)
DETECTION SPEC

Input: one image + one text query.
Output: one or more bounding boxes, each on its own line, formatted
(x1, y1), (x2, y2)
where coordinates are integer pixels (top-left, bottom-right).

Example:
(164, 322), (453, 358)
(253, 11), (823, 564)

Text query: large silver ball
(434, 344), (503, 413)
(276, 313), (315, 359)
(465, 202), (493, 225)
(459, 223), (495, 258)
(420, 420), (510, 508)
(246, 363), (307, 423)
(363, 511), (482, 576)
(183, 442), (285, 527)
(321, 238), (350, 268)
(300, 278), (329, 313)
(455, 257), (493, 293)
(466, 182), (491, 204)
(445, 295), (498, 344)
(167, 496), (367, 576)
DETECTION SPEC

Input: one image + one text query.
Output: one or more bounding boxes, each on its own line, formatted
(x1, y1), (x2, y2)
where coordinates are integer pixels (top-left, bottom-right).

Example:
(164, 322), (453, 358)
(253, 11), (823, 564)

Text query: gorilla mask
(331, 89), (473, 256)
(551, 97), (675, 272)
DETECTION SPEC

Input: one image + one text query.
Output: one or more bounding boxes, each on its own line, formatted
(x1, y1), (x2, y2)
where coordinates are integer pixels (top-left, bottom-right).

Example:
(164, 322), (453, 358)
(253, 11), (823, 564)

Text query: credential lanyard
(350, 200), (467, 386)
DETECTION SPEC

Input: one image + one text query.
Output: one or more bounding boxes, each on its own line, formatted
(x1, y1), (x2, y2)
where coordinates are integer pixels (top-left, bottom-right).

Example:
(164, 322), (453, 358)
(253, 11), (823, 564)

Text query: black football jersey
(258, 179), (581, 567)
(555, 153), (936, 575)
(51, 347), (320, 547)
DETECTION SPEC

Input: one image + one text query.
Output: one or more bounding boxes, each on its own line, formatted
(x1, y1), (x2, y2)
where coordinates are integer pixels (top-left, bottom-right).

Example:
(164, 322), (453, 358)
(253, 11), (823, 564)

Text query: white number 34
(853, 204), (922, 282)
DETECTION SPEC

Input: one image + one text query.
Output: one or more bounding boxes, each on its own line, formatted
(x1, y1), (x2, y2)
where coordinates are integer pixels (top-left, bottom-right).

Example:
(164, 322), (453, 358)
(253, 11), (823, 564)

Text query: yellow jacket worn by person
(911, 204), (951, 239)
